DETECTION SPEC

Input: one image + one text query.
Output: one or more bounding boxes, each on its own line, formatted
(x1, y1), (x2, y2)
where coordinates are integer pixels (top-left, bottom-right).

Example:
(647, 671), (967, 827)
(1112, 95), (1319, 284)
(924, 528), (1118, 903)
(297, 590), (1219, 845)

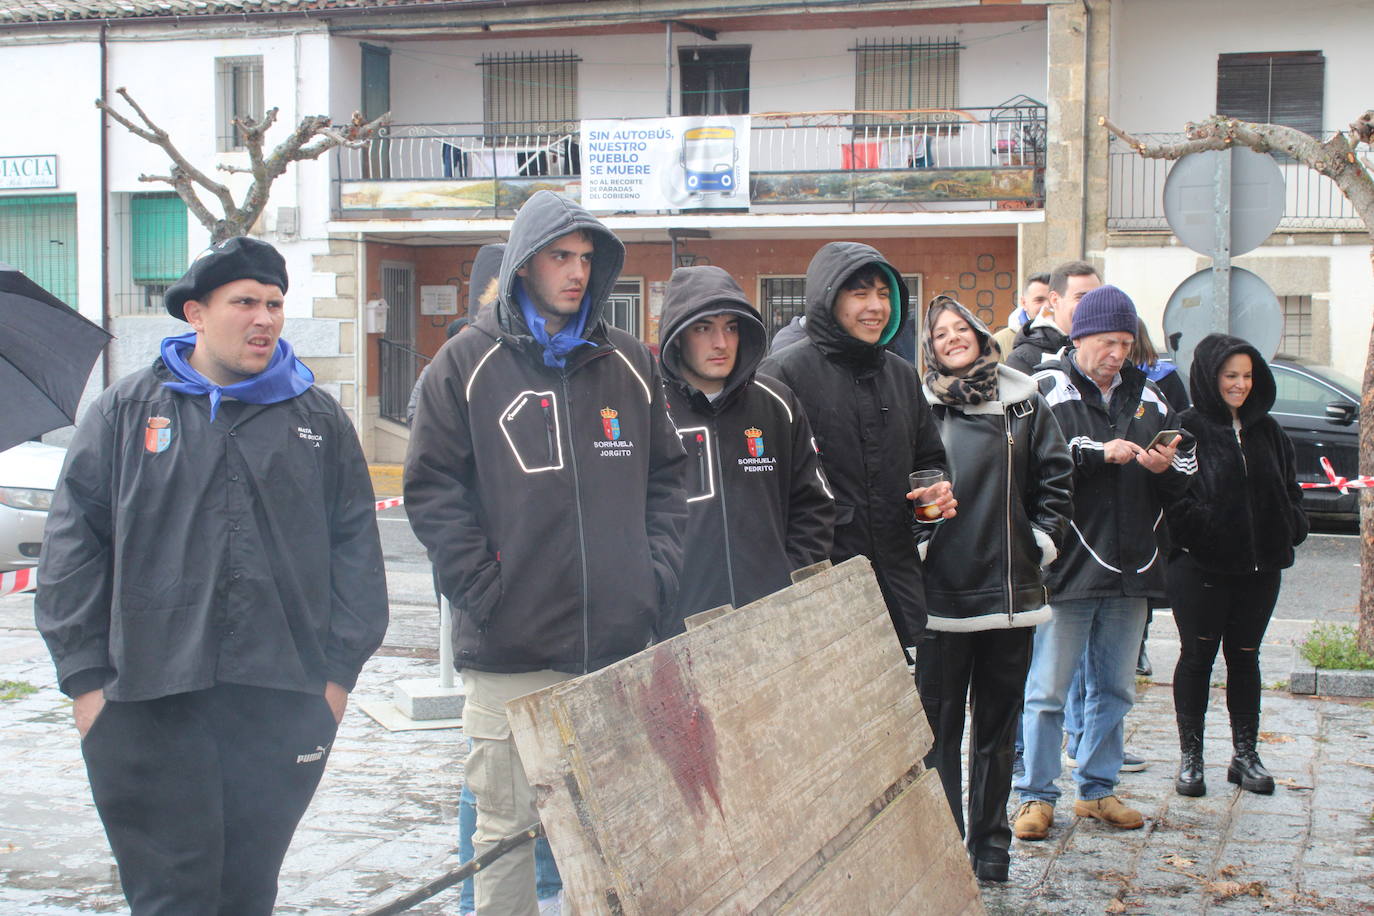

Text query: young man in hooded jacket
(657, 265), (835, 633)
(404, 190), (687, 915)
(760, 241), (955, 655)
(35, 236), (389, 915)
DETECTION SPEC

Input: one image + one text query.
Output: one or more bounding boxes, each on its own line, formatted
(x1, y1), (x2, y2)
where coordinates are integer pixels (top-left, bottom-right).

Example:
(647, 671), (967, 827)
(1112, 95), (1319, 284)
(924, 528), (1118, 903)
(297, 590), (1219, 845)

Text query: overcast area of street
(1, 501), (1370, 914)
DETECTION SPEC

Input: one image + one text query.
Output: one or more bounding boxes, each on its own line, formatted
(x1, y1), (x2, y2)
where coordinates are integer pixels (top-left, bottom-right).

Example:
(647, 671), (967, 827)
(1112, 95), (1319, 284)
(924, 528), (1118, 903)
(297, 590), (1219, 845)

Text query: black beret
(164, 236), (289, 321)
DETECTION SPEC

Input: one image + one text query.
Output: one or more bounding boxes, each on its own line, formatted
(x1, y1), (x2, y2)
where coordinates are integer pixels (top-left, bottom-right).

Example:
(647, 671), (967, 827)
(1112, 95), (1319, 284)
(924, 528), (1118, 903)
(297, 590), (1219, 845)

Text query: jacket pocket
(464, 561), (504, 632)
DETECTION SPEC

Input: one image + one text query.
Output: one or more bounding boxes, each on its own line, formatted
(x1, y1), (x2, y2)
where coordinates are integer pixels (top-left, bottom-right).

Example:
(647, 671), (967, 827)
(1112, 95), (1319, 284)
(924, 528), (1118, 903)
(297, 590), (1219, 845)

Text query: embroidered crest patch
(601, 407), (621, 440)
(745, 427), (765, 458)
(145, 416), (172, 454)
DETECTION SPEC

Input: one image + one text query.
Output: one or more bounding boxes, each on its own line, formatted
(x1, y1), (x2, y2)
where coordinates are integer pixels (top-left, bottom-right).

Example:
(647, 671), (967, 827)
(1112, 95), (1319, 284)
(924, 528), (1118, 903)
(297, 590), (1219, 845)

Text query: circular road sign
(1163, 148), (1286, 257)
(1162, 267), (1282, 383)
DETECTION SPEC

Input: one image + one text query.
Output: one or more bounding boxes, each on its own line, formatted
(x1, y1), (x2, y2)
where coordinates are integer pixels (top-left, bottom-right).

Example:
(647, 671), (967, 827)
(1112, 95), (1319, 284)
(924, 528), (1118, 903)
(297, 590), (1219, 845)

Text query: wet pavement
(2, 558), (1372, 913)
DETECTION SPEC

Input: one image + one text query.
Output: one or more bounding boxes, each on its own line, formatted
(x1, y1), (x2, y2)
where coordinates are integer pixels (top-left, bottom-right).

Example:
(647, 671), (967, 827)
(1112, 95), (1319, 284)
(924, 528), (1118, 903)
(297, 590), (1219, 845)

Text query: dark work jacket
(405, 191), (688, 674)
(35, 362), (388, 702)
(761, 242), (947, 645)
(1034, 351), (1197, 602)
(1005, 318), (1068, 376)
(1165, 334), (1308, 573)
(919, 365), (1074, 630)
(658, 266), (834, 633)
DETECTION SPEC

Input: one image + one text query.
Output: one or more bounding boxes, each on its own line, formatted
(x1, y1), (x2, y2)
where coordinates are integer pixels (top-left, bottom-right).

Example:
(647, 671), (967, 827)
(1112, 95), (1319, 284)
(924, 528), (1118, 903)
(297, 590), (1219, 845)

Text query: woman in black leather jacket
(915, 296), (1074, 882)
(1165, 334), (1308, 798)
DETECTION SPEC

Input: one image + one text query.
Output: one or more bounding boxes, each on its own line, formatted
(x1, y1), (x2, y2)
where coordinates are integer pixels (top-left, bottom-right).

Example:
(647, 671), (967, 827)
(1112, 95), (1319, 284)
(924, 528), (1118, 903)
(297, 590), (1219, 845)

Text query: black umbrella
(0, 263), (113, 453)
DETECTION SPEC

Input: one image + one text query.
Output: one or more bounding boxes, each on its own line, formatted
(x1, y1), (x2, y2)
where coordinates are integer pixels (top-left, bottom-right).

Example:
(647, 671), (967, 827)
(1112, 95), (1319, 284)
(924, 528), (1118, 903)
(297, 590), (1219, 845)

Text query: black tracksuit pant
(80, 683), (339, 916)
(916, 627), (1034, 866)
(1168, 551), (1281, 720)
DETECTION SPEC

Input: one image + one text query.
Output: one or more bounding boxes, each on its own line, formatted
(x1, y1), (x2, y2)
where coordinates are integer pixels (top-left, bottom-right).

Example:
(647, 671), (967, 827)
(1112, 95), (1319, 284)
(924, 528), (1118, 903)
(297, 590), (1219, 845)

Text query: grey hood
(495, 190), (626, 337)
(659, 265), (766, 409)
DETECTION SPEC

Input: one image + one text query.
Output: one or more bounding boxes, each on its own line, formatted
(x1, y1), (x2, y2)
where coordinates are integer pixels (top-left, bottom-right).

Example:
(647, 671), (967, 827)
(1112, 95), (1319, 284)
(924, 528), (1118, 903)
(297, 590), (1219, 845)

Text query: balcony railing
(335, 102), (1046, 215)
(1108, 133), (1369, 232)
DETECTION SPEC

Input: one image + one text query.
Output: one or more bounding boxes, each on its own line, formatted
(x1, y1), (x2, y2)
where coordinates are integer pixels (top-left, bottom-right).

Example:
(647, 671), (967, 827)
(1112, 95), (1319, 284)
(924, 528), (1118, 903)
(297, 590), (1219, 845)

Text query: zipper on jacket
(1234, 423), (1259, 572)
(1004, 411), (1016, 622)
(561, 374), (593, 674)
(710, 417), (740, 609)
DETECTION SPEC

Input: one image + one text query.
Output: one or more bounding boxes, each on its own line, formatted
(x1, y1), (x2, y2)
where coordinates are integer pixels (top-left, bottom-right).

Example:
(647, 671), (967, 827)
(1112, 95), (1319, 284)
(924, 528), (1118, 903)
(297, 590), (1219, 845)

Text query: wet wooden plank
(508, 556), (979, 915)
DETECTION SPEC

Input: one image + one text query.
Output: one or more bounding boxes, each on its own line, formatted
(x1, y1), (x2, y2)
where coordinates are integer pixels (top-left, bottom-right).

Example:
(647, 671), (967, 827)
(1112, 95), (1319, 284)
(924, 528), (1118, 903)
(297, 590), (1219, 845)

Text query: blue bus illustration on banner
(681, 126), (738, 196)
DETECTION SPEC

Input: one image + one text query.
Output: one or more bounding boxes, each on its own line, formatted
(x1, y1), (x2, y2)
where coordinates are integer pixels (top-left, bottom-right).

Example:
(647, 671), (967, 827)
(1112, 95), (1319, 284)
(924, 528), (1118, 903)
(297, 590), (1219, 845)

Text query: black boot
(1174, 714), (1206, 797)
(1227, 714), (1274, 794)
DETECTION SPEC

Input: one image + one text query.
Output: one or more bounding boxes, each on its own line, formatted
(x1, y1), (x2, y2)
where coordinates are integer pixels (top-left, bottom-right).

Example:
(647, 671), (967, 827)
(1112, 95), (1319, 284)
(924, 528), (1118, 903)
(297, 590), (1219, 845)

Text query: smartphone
(1147, 429), (1181, 450)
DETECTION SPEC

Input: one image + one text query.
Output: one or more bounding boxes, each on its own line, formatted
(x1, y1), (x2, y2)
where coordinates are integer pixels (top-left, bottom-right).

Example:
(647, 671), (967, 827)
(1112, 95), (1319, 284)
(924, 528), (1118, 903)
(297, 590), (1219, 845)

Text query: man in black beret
(36, 235), (389, 915)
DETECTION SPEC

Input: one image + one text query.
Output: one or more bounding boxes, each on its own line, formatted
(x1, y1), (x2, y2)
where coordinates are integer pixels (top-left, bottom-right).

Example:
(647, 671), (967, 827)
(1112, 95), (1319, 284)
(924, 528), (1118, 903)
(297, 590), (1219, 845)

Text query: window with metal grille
(216, 56), (265, 152)
(760, 276), (807, 341)
(606, 279), (643, 339)
(0, 194), (78, 308)
(131, 194), (188, 286)
(1217, 51), (1324, 137)
(680, 46), (750, 116)
(1279, 295), (1314, 360)
(480, 51), (579, 136)
(853, 38), (960, 125)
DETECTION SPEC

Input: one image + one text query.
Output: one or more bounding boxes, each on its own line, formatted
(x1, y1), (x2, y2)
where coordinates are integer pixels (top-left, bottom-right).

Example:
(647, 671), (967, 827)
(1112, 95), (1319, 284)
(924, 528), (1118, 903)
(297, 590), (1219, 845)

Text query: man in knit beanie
(1012, 284), (1197, 842)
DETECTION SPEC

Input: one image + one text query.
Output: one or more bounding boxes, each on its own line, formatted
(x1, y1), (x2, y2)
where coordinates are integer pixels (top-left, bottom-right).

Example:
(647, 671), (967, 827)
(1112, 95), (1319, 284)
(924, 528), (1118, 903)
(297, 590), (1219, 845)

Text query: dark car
(1268, 358), (1360, 520)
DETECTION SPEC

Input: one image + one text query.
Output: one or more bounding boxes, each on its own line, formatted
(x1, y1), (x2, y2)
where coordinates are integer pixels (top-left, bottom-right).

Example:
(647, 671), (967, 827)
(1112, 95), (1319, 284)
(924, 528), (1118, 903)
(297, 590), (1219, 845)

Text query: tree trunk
(1361, 245), (1374, 657)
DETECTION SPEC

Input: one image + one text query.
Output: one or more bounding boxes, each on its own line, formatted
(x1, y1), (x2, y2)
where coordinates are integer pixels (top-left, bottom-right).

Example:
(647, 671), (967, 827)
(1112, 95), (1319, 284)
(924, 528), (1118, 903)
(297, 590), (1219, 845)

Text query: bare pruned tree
(1103, 111), (1374, 656)
(97, 86), (391, 243)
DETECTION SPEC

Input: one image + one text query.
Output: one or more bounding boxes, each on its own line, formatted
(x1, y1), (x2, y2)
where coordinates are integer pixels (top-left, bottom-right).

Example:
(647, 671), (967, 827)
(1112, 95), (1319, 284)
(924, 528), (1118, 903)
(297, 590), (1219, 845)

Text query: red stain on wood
(634, 644), (723, 821)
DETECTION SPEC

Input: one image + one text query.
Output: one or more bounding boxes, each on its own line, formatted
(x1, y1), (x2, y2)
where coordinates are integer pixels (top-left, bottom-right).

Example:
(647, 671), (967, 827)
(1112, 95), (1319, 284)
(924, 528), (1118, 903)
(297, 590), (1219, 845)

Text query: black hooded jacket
(1165, 334), (1308, 573)
(658, 267), (834, 632)
(760, 242), (947, 645)
(404, 191), (688, 674)
(1005, 318), (1069, 376)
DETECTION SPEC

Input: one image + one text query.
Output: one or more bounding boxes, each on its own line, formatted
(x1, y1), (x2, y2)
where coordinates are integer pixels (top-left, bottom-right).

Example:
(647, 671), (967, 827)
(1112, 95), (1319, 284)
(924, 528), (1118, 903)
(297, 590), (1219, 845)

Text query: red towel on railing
(842, 141), (882, 169)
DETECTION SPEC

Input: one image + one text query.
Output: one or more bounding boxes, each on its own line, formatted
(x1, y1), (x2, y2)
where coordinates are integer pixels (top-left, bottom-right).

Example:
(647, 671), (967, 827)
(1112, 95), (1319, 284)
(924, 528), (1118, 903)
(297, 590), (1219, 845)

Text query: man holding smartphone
(1013, 285), (1196, 841)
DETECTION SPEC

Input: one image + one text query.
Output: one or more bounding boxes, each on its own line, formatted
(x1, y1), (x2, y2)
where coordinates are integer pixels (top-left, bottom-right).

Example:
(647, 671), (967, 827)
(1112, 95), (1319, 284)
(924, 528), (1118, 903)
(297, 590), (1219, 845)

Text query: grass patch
(0, 680), (37, 701)
(1299, 623), (1374, 671)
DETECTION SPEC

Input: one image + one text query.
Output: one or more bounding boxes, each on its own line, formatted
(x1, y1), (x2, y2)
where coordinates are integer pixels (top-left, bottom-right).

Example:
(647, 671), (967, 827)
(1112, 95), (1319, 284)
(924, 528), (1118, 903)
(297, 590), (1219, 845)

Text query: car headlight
(0, 487), (53, 511)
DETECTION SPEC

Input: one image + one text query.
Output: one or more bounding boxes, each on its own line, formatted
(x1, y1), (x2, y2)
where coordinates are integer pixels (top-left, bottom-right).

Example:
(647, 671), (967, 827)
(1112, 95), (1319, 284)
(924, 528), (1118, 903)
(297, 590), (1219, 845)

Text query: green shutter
(0, 194), (78, 308)
(131, 194), (188, 284)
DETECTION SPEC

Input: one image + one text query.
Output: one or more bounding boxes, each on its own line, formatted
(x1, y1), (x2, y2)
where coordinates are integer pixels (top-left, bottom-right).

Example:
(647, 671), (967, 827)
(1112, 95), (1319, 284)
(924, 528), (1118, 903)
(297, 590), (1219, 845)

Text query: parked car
(0, 441), (66, 573)
(1269, 358), (1360, 521)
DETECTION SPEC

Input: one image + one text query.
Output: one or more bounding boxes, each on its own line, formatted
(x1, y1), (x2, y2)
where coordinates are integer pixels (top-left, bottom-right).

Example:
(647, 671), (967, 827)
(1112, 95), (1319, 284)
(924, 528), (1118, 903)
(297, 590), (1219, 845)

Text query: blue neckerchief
(160, 332), (314, 421)
(1141, 361), (1176, 382)
(515, 278), (594, 369)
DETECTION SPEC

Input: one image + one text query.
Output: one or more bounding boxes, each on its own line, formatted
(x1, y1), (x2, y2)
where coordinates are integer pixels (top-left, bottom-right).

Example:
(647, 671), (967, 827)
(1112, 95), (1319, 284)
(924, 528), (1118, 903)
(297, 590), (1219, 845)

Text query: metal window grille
(853, 38), (960, 125)
(130, 194), (188, 285)
(0, 194), (78, 308)
(216, 56), (265, 152)
(760, 277), (806, 341)
(1279, 295), (1314, 360)
(606, 279), (642, 338)
(480, 51), (580, 136)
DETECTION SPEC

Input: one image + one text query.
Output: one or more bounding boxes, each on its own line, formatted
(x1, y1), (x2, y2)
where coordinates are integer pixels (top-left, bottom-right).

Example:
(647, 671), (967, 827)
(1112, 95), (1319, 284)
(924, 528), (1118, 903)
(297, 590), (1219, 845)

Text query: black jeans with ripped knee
(1168, 551), (1282, 719)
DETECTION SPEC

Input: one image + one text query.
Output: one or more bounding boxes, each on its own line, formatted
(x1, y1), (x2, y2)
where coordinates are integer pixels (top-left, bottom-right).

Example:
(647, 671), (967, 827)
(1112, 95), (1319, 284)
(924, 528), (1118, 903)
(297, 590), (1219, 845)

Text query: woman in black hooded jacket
(1165, 333), (1308, 797)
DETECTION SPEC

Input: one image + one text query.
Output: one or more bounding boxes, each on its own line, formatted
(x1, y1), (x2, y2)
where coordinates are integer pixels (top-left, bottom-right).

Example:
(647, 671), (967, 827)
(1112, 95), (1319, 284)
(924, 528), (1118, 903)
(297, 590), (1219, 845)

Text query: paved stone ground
(2, 590), (1372, 914)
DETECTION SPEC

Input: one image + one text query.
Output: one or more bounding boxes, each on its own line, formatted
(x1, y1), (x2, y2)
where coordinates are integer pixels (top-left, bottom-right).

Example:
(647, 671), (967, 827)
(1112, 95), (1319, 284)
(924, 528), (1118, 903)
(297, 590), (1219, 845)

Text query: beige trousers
(461, 667), (573, 916)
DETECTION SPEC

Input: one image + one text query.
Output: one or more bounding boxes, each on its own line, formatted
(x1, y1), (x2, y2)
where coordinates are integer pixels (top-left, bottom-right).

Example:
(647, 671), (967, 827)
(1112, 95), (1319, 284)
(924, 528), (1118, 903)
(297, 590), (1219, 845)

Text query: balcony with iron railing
(1108, 133), (1370, 233)
(334, 101), (1046, 217)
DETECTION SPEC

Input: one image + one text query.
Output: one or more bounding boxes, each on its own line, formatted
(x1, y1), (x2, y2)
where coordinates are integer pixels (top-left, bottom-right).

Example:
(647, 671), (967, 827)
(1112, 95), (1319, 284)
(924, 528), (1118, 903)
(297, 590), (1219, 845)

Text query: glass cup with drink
(909, 469), (948, 524)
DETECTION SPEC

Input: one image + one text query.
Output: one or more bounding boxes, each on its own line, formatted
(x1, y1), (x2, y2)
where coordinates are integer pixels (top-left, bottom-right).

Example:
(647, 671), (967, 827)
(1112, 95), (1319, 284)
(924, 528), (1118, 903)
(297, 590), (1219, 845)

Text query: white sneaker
(538, 892), (563, 915)
(1063, 751), (1078, 768)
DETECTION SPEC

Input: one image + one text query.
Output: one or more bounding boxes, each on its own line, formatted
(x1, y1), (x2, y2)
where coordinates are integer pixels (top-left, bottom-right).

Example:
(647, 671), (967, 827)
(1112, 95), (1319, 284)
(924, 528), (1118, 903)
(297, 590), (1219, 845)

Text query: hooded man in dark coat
(404, 190), (687, 915)
(36, 236), (389, 915)
(658, 265), (834, 632)
(760, 241), (955, 656)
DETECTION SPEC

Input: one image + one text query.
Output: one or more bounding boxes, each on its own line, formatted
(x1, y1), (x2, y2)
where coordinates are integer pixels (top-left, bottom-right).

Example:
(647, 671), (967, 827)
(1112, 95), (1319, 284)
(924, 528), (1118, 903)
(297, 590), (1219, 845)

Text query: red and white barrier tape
(0, 567), (35, 598)
(1297, 456), (1374, 493)
(375, 496), (405, 511)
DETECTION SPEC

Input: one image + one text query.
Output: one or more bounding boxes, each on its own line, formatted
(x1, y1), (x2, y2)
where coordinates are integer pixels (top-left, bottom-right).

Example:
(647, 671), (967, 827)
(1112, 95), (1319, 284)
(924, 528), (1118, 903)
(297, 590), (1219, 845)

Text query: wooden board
(507, 557), (984, 915)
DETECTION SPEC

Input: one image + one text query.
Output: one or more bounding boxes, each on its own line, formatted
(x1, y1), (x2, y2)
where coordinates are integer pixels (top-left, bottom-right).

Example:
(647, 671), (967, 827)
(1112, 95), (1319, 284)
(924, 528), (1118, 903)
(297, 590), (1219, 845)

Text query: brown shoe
(1073, 795), (1144, 829)
(1013, 800), (1054, 840)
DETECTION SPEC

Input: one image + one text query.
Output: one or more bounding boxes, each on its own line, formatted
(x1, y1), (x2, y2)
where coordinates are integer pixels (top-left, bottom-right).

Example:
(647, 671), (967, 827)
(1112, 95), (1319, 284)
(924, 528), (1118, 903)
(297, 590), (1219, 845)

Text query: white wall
(1111, 0), (1373, 132)
(381, 19), (1048, 126)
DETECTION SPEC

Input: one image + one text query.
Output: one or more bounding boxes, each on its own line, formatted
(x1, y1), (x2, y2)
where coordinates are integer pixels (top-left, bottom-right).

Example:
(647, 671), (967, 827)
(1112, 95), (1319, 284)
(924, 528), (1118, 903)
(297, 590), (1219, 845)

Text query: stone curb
(1289, 657), (1374, 697)
(370, 463), (404, 499)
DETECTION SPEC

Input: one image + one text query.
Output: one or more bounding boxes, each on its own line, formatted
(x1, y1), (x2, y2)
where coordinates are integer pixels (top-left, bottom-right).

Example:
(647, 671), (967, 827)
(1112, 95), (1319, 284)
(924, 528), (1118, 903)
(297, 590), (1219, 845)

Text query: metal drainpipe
(99, 23), (111, 388)
(1080, 0), (1092, 258)
(665, 20), (673, 116)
